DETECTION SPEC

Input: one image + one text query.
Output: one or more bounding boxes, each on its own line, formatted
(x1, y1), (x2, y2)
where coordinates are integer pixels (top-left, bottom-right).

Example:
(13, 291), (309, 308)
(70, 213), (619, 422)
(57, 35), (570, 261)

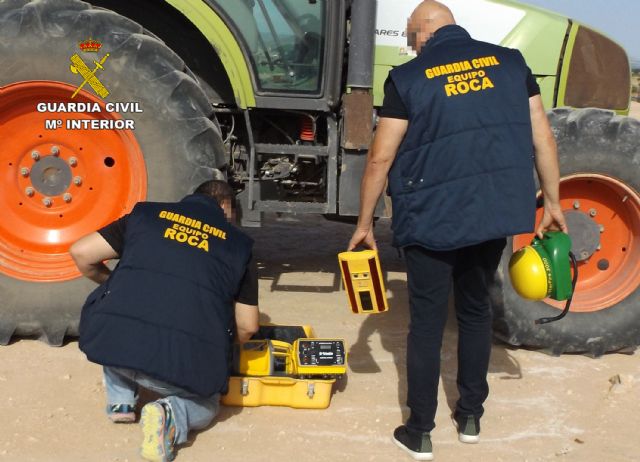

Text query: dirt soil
(629, 101), (640, 119)
(0, 212), (637, 462)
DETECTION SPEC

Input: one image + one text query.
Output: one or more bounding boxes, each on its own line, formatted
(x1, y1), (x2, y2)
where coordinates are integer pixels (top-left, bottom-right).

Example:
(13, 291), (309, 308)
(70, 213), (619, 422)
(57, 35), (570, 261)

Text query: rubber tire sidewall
(0, 0), (225, 343)
(492, 108), (640, 355)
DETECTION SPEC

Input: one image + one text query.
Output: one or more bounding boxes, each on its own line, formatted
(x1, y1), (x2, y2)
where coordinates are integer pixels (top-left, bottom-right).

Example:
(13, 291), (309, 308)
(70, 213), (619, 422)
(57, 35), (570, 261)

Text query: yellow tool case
(221, 325), (346, 409)
(223, 376), (336, 409)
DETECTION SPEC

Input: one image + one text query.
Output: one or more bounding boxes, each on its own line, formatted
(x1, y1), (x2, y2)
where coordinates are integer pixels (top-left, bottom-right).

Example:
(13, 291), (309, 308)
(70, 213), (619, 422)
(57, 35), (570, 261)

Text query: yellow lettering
(178, 215), (186, 224)
(482, 77), (494, 90)
(159, 211), (167, 218)
(188, 236), (198, 246)
(469, 79), (481, 91)
(446, 64), (454, 74)
(445, 84), (458, 97)
(472, 58), (480, 69)
(175, 232), (188, 243)
(198, 240), (209, 252)
(458, 81), (470, 94)
(164, 228), (176, 239)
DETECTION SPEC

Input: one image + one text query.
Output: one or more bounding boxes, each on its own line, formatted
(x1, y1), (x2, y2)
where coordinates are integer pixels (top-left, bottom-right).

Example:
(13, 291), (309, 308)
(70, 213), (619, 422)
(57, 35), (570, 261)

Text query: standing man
(348, 1), (567, 460)
(70, 180), (259, 462)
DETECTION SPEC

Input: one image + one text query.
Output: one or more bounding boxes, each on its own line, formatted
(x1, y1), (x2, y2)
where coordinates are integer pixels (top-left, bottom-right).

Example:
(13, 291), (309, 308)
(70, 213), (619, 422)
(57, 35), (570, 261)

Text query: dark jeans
(403, 239), (506, 433)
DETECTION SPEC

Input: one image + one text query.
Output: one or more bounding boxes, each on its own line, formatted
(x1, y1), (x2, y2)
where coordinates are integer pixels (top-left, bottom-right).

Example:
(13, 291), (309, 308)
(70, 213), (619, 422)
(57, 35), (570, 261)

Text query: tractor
(0, 0), (638, 355)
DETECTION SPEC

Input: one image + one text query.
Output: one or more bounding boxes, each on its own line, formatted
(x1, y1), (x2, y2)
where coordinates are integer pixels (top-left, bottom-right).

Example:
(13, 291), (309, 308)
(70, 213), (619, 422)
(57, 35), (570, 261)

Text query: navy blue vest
(79, 194), (253, 397)
(388, 25), (536, 250)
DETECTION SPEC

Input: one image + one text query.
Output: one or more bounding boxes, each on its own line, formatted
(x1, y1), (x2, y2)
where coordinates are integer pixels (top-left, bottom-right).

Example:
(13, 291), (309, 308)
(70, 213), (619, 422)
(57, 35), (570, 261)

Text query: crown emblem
(78, 38), (102, 53)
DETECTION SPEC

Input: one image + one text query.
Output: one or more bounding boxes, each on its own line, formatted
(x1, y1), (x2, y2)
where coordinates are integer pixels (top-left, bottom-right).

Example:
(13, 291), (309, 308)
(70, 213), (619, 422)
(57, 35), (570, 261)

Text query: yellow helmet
(510, 232), (577, 325)
(508, 246), (550, 300)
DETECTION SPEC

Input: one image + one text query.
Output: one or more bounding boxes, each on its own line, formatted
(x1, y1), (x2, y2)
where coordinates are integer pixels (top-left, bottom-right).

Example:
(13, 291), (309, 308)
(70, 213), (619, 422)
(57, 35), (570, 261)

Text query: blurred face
(407, 17), (432, 53)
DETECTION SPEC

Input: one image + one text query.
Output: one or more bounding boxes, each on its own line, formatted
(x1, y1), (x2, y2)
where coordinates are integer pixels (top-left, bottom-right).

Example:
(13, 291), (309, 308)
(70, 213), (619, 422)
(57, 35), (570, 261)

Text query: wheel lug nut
(20, 167), (30, 177)
(63, 193), (72, 203)
(51, 146), (60, 156)
(31, 150), (40, 161)
(573, 201), (580, 209)
(42, 197), (53, 207)
(25, 187), (35, 197)
(73, 176), (82, 186)
(69, 157), (78, 167)
(589, 208), (597, 217)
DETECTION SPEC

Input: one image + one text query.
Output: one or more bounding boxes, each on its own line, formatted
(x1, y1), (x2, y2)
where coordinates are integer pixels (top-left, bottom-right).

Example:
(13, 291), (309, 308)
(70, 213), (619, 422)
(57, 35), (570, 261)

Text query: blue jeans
(103, 366), (220, 444)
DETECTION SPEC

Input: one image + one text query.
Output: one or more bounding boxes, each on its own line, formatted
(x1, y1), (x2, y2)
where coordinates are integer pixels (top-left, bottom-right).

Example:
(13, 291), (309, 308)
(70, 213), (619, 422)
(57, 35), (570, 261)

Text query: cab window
(214, 0), (326, 94)
(564, 27), (630, 110)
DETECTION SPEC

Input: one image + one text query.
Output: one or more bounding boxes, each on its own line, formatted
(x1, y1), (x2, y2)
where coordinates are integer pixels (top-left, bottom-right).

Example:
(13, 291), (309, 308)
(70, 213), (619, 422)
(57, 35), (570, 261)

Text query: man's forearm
(234, 302), (259, 344)
(357, 158), (392, 228)
(534, 145), (561, 204)
(78, 262), (112, 284)
(530, 96), (561, 204)
(236, 327), (255, 344)
(356, 117), (408, 229)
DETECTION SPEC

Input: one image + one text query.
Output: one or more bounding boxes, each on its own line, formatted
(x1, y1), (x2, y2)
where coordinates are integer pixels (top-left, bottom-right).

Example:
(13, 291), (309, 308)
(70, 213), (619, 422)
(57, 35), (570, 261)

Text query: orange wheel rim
(0, 81), (146, 282)
(514, 174), (640, 312)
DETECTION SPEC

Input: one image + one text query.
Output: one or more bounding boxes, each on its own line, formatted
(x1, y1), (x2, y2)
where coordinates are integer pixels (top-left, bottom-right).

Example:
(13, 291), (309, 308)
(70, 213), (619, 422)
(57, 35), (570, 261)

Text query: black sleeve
(379, 75), (409, 120)
(235, 255), (258, 305)
(97, 215), (128, 255)
(525, 66), (541, 97)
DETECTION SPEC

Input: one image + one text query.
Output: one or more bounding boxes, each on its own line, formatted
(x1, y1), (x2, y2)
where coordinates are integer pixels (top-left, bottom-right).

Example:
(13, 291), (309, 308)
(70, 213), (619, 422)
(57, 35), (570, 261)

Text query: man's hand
(348, 226), (376, 251)
(535, 202), (568, 239)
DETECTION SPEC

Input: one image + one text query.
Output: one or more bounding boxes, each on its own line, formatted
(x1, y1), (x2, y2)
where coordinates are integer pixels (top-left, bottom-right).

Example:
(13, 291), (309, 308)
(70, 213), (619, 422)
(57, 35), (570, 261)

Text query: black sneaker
(392, 425), (434, 461)
(454, 414), (480, 444)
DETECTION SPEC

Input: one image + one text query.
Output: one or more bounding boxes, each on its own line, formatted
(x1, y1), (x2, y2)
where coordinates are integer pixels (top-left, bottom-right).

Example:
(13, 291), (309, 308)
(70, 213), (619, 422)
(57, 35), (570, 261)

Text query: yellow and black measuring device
(338, 249), (388, 314)
(232, 326), (347, 379)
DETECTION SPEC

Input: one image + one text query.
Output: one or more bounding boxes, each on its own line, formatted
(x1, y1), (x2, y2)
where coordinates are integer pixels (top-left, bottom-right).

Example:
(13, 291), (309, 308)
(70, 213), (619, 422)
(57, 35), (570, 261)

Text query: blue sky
(519, 0), (640, 64)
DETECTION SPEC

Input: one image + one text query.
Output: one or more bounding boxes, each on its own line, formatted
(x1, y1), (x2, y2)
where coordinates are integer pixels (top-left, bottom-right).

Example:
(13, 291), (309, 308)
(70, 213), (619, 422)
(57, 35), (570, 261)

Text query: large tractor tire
(492, 108), (640, 356)
(0, 0), (226, 345)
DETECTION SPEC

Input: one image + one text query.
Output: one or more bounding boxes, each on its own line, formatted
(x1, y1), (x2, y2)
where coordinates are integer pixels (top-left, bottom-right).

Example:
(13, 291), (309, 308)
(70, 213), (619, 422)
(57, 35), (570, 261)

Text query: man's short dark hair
(194, 180), (234, 205)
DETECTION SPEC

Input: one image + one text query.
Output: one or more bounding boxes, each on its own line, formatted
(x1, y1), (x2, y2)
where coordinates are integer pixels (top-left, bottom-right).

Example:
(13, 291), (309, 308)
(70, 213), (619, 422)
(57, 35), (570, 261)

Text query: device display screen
(298, 340), (345, 366)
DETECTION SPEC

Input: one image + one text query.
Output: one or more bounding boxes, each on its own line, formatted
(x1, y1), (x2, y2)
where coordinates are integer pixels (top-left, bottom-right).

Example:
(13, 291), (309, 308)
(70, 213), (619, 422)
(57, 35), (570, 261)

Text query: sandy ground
(0, 212), (638, 462)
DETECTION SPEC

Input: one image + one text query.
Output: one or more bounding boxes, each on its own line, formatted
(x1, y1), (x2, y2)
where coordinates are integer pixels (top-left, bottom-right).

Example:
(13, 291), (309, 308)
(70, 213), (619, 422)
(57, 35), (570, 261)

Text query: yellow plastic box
(222, 325), (342, 409)
(222, 376), (336, 409)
